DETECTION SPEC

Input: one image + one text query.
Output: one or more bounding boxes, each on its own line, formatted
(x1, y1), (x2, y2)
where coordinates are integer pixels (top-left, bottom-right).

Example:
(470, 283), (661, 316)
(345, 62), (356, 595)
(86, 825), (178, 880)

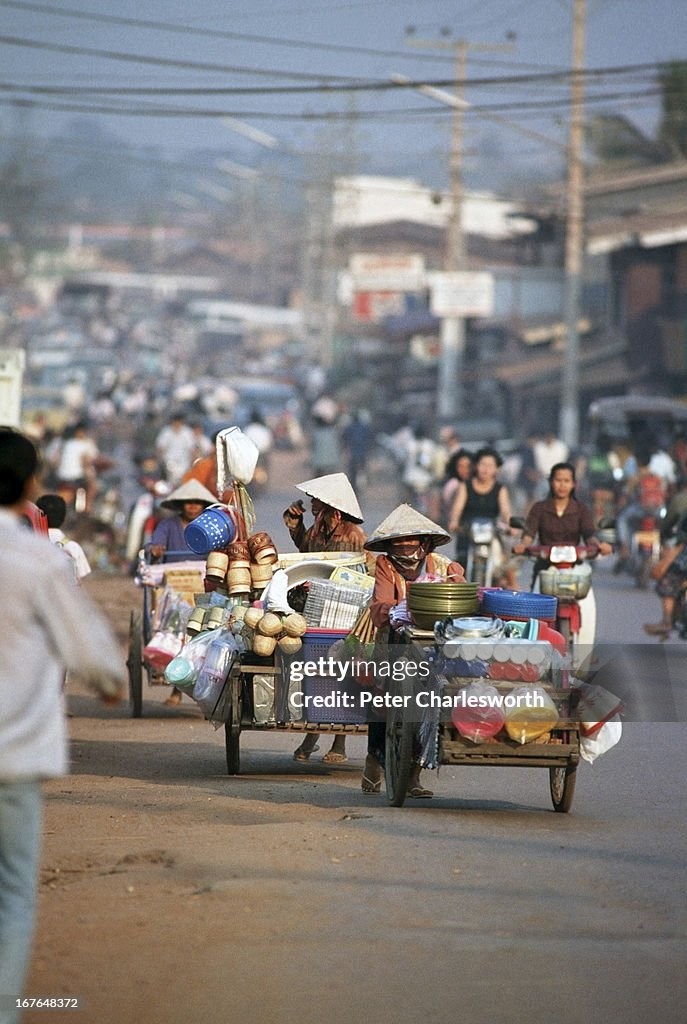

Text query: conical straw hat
(160, 479), (219, 510)
(296, 473), (363, 522)
(364, 503), (450, 551)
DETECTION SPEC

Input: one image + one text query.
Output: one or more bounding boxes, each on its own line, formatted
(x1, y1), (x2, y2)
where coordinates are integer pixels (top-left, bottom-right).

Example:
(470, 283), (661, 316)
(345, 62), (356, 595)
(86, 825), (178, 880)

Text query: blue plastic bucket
(184, 505), (239, 555)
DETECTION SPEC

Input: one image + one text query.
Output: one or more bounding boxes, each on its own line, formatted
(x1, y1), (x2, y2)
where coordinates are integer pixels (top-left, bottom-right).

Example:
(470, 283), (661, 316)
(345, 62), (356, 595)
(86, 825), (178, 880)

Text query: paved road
(22, 454), (687, 1024)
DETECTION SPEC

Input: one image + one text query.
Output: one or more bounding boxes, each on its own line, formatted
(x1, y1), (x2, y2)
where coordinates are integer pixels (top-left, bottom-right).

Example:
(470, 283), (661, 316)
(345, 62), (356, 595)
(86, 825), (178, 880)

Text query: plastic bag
(573, 681), (624, 736)
(579, 715), (622, 764)
(252, 674), (276, 725)
(452, 681), (506, 743)
(142, 630), (183, 670)
(191, 630), (239, 719)
(216, 426), (259, 489)
(503, 684), (559, 744)
(163, 629), (218, 690)
(262, 569), (291, 614)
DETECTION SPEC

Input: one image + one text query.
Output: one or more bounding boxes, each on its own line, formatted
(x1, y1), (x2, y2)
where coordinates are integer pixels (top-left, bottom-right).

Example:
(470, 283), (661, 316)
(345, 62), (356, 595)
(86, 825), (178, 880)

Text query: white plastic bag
(216, 426), (259, 488)
(573, 681), (624, 736)
(262, 569), (292, 614)
(579, 715), (622, 764)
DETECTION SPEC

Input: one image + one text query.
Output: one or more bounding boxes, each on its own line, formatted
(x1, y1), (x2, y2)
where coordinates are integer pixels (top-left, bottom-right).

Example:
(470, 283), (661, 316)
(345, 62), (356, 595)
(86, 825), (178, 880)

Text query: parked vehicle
(588, 395), (687, 449)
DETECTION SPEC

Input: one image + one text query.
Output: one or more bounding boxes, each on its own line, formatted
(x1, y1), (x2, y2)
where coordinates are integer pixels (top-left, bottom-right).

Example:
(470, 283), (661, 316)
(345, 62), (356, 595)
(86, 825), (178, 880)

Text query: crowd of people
(5, 398), (687, 1019)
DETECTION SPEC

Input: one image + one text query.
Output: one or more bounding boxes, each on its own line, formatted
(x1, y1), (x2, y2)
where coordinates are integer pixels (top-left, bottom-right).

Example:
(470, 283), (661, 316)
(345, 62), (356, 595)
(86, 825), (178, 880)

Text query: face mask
(388, 544), (428, 573)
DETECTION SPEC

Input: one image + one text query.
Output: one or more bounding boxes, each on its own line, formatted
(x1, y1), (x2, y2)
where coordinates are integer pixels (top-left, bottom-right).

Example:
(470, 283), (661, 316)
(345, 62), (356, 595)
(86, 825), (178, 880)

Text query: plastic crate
(300, 628), (367, 724)
(301, 628), (350, 662)
(481, 589), (557, 622)
(302, 676), (369, 724)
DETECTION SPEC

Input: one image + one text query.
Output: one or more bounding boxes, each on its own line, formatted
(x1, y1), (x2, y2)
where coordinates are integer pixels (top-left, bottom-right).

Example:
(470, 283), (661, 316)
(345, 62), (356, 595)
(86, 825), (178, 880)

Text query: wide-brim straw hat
(160, 479), (219, 511)
(364, 503), (450, 552)
(295, 472), (363, 522)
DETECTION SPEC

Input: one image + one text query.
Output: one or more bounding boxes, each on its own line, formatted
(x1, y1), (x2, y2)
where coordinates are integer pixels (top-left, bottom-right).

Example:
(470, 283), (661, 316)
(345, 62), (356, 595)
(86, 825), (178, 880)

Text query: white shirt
(156, 424), (197, 483)
(649, 450), (677, 486)
(57, 436), (98, 481)
(0, 510), (127, 780)
(47, 527), (92, 581)
(533, 437), (569, 477)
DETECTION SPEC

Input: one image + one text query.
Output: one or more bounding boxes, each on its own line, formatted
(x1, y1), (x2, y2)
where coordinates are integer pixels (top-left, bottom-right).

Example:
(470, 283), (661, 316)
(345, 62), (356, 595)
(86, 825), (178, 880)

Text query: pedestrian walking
(0, 429), (127, 1024)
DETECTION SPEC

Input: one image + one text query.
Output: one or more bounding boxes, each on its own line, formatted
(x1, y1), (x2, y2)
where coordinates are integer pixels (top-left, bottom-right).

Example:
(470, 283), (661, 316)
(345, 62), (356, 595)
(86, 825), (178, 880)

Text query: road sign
(430, 271), (494, 318)
(349, 253), (426, 292)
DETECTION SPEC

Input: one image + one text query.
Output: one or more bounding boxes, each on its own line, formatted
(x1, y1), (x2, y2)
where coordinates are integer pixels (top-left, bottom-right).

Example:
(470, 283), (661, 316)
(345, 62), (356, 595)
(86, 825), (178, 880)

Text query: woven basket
(248, 532), (279, 565)
(278, 635), (303, 654)
(250, 563), (274, 588)
(252, 633), (277, 656)
(206, 552), (229, 580)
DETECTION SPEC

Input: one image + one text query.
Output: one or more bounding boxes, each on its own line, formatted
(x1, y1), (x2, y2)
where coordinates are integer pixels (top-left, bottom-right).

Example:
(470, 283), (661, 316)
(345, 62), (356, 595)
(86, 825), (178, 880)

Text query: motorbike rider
(512, 463), (612, 651)
(643, 512), (687, 638)
(447, 446), (515, 586)
(513, 462), (612, 568)
(613, 449), (665, 573)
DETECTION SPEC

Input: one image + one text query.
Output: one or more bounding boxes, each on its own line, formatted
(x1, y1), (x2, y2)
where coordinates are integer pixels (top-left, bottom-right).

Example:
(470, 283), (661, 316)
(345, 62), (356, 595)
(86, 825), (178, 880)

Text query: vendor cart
(219, 551), (372, 773)
(383, 627), (581, 813)
(222, 640), (368, 775)
(127, 550), (207, 717)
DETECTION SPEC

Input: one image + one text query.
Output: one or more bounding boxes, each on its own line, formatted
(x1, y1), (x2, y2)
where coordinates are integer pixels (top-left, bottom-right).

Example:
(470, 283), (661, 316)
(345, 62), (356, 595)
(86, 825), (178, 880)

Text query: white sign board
(349, 253), (426, 292)
(430, 271), (495, 318)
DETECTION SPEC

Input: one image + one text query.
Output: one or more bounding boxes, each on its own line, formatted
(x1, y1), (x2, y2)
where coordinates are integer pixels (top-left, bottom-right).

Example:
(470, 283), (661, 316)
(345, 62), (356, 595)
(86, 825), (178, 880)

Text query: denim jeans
(0, 781), (42, 1024)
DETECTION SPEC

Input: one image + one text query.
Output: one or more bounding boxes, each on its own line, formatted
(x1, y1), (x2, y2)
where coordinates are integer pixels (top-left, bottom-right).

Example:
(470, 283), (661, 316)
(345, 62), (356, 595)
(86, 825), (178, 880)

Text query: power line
(0, 83), (666, 123)
(0, 0), (439, 62)
(0, 31), (673, 91)
(0, 32), (378, 83)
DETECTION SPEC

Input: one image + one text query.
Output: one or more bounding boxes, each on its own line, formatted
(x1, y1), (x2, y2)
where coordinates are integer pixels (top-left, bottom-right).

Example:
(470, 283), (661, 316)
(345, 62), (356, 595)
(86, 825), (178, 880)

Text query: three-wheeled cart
(383, 627), (581, 813)
(126, 551), (207, 718)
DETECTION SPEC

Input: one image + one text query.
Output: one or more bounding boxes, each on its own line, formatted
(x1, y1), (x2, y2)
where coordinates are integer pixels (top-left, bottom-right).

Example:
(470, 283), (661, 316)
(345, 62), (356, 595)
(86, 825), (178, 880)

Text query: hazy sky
(1, 0), (686, 191)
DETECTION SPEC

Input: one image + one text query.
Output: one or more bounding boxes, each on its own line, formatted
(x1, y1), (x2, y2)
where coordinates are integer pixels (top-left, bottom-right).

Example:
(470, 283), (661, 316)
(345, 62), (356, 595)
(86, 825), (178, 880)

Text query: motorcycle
(511, 517), (614, 667)
(125, 459), (172, 568)
(464, 518), (507, 587)
(628, 509), (663, 589)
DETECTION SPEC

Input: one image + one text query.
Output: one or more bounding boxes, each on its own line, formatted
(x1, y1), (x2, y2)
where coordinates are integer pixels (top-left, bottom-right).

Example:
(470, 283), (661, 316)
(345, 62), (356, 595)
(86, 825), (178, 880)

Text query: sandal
(361, 774), (382, 794)
(293, 743), (319, 762)
(322, 750), (348, 764)
(361, 754), (382, 794)
(643, 622), (671, 637)
(407, 786), (433, 799)
(164, 690), (182, 706)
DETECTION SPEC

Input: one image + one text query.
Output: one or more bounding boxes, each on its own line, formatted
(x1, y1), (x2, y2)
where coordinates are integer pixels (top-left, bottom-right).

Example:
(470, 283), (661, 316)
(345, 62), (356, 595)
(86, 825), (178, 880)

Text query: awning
(492, 342), (633, 395)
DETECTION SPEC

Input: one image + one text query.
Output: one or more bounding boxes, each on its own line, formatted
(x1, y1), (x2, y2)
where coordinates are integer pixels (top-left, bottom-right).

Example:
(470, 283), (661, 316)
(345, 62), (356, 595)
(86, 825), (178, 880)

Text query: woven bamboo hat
(160, 479), (218, 511)
(364, 503), (450, 552)
(295, 472), (363, 522)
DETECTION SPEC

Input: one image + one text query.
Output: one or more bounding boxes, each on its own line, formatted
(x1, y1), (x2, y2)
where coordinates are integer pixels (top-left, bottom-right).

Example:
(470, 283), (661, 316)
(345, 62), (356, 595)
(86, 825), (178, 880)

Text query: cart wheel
(127, 609), (143, 718)
(385, 676), (414, 807)
(225, 671), (243, 775)
(549, 764), (577, 813)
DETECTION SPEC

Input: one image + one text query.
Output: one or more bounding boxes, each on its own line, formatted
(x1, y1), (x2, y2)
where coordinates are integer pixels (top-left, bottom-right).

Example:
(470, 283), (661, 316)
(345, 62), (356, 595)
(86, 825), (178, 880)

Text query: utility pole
(440, 38), (468, 425)
(560, 0), (587, 451)
(404, 33), (513, 426)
